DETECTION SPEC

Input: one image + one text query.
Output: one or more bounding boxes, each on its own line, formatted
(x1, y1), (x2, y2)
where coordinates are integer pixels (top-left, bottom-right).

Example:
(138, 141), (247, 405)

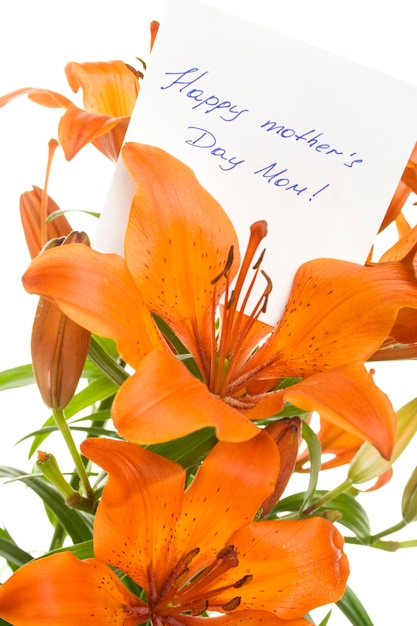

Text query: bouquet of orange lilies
(1, 20), (417, 626)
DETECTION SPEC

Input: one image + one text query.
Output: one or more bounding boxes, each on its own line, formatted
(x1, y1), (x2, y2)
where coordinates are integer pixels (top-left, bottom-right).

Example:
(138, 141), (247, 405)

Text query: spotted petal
(219, 519), (349, 619)
(249, 258), (417, 379)
(284, 362), (396, 459)
(112, 349), (260, 443)
(122, 143), (240, 373)
(22, 244), (161, 369)
(81, 437), (186, 595)
(0, 552), (147, 625)
(175, 430), (280, 575)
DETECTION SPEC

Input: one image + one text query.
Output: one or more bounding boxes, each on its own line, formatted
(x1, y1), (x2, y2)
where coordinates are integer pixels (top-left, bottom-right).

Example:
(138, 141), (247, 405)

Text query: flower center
(152, 545), (252, 619)
(209, 220), (271, 399)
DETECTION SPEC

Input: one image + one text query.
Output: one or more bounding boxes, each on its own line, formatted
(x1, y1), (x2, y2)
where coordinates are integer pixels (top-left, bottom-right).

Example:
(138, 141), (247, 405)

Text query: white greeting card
(95, 0), (417, 322)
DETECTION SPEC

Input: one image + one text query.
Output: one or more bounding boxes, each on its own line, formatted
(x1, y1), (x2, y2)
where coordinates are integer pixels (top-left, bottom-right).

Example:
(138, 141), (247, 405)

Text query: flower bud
(348, 397), (417, 485)
(20, 185), (72, 259)
(402, 466), (417, 523)
(260, 417), (301, 516)
(31, 231), (91, 409)
(37, 450), (76, 500)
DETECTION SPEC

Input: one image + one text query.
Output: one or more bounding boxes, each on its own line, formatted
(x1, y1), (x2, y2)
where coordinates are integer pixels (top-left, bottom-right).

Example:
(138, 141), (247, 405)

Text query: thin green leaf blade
(27, 375), (118, 456)
(148, 428), (217, 468)
(317, 611), (332, 626)
(300, 421), (322, 509)
(336, 585), (374, 626)
(46, 539), (94, 560)
(0, 466), (93, 544)
(275, 491), (371, 542)
(0, 364), (34, 391)
(0, 530), (32, 570)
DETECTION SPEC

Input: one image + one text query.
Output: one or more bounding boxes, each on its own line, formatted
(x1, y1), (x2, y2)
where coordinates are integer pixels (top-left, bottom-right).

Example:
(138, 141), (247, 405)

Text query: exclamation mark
(309, 183), (330, 202)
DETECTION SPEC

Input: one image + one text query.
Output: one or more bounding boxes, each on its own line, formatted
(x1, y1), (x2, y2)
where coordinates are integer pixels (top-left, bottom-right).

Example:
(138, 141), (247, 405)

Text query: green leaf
(275, 491), (371, 542)
(27, 375), (119, 456)
(148, 428), (217, 468)
(317, 611), (332, 626)
(152, 314), (202, 379)
(20, 424), (120, 442)
(0, 529), (33, 570)
(73, 408), (112, 422)
(336, 585), (374, 626)
(65, 376), (119, 418)
(88, 335), (128, 386)
(46, 539), (94, 560)
(0, 359), (103, 394)
(0, 466), (93, 544)
(0, 364), (35, 391)
(46, 208), (100, 221)
(299, 421), (322, 509)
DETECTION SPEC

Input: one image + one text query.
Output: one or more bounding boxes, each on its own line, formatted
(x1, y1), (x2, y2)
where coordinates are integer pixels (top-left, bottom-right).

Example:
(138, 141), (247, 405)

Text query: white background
(1, 1), (417, 625)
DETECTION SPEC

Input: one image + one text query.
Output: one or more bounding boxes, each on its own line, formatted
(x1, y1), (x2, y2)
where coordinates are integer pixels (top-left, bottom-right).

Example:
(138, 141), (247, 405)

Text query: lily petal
(250, 258), (417, 379)
(65, 60), (139, 116)
(176, 431), (280, 573)
(0, 552), (146, 626)
(59, 105), (129, 161)
(284, 362), (396, 459)
(22, 244), (161, 368)
(81, 437), (185, 595)
(122, 142), (240, 372)
(0, 86), (72, 109)
(296, 418), (364, 471)
(220, 519), (348, 619)
(246, 362), (396, 459)
(112, 349), (260, 443)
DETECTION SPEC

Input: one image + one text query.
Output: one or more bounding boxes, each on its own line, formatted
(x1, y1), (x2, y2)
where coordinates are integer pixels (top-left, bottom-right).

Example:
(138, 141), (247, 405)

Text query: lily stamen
(154, 545), (248, 618)
(210, 245), (234, 285)
(211, 221), (269, 396)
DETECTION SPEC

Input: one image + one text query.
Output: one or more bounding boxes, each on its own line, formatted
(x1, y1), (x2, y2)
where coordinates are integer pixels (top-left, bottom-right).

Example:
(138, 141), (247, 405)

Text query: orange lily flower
(22, 144), (417, 458)
(0, 59), (140, 161)
(0, 433), (349, 625)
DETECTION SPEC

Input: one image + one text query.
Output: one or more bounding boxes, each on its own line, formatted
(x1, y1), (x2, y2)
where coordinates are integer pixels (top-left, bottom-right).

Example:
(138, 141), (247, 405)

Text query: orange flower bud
(31, 231), (91, 409)
(260, 417), (302, 516)
(20, 185), (72, 259)
(37, 451), (76, 500)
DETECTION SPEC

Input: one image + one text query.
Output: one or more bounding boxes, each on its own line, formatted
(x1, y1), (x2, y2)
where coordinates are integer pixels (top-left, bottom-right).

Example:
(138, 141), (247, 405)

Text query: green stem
(302, 478), (353, 516)
(52, 407), (93, 500)
(371, 520), (407, 541)
(345, 535), (417, 550)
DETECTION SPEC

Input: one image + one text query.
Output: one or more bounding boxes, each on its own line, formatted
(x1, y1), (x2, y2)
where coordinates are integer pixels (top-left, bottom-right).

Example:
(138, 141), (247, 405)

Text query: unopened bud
(260, 417), (301, 516)
(37, 451), (76, 500)
(20, 186), (72, 259)
(31, 231), (91, 409)
(402, 466), (417, 523)
(348, 397), (417, 485)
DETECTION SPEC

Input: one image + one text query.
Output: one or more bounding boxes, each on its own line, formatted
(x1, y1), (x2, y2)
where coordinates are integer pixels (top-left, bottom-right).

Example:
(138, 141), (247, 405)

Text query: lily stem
(370, 520), (408, 541)
(345, 535), (417, 551)
(52, 407), (94, 500)
(302, 478), (353, 516)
